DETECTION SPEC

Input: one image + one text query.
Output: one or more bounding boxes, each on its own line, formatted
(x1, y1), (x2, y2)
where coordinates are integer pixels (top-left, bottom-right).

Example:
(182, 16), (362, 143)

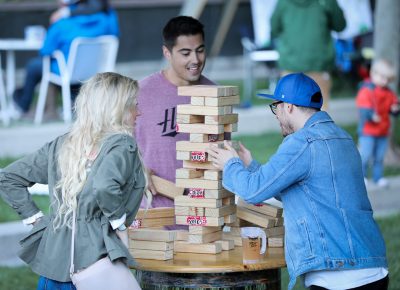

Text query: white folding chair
(34, 35), (119, 125)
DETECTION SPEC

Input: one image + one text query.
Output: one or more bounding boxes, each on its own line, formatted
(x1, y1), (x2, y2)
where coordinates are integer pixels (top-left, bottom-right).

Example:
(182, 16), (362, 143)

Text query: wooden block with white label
(174, 241), (222, 254)
(151, 175), (184, 199)
(175, 215), (224, 227)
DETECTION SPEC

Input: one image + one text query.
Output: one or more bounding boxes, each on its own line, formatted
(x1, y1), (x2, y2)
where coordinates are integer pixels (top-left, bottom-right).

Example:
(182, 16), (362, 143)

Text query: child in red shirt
(356, 59), (399, 187)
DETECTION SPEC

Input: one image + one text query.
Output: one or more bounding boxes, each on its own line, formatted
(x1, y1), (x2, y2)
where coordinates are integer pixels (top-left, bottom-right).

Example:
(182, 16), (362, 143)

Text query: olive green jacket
(0, 134), (145, 282)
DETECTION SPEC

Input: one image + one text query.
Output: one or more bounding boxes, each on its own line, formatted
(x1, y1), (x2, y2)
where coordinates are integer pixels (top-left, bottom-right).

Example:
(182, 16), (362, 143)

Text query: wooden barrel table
(132, 247), (286, 290)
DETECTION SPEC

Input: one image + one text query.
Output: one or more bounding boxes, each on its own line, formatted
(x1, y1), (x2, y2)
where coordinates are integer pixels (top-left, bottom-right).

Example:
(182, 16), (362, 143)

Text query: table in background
(133, 246), (286, 290)
(0, 39), (42, 125)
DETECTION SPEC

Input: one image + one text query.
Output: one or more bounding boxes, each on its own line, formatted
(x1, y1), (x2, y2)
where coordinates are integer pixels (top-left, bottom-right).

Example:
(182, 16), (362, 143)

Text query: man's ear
(162, 45), (171, 61)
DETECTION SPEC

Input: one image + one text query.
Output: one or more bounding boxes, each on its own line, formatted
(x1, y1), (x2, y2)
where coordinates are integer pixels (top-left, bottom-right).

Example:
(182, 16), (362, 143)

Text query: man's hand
(207, 141), (239, 170)
(237, 142), (253, 167)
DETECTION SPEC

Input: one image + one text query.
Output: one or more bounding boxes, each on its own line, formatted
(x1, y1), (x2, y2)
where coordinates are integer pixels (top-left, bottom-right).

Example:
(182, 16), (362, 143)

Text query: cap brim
(257, 92), (276, 100)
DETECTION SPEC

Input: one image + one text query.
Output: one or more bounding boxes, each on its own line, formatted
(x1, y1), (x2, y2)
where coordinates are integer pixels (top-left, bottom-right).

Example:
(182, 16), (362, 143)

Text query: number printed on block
(188, 188), (205, 198)
(190, 151), (207, 162)
(186, 216), (208, 226)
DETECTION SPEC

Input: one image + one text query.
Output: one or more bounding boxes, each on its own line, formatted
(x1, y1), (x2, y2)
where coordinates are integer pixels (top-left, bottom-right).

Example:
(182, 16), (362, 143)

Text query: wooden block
(136, 207), (174, 219)
(275, 217), (284, 227)
(176, 151), (192, 161)
(183, 160), (217, 170)
(175, 215), (225, 227)
(176, 141), (224, 152)
(224, 226), (241, 236)
(177, 123), (224, 134)
(175, 196), (222, 208)
(175, 230), (189, 241)
(203, 170), (222, 180)
(189, 133), (224, 143)
(224, 213), (236, 224)
(177, 104), (226, 116)
(191, 96), (204, 106)
(151, 175), (184, 199)
(188, 230), (222, 244)
(225, 219), (254, 227)
(237, 198), (283, 217)
(204, 204), (236, 217)
(236, 207), (276, 228)
(205, 114), (238, 125)
(175, 206), (205, 216)
(174, 241), (222, 254)
(265, 226), (285, 237)
(215, 239), (235, 251)
(138, 217), (175, 228)
(130, 240), (174, 251)
(222, 232), (242, 246)
(189, 226), (221, 235)
(186, 188), (233, 199)
(130, 249), (173, 260)
(175, 178), (222, 190)
(268, 236), (284, 248)
(176, 168), (204, 179)
(222, 196), (235, 205)
(224, 123), (238, 133)
(177, 114), (204, 124)
(202, 188), (234, 199)
(205, 95), (240, 106)
(224, 106), (233, 114)
(178, 85), (237, 97)
(128, 228), (176, 242)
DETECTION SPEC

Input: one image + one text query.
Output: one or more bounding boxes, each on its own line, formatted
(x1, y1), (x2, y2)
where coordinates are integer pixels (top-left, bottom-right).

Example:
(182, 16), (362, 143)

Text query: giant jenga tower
(173, 85), (239, 254)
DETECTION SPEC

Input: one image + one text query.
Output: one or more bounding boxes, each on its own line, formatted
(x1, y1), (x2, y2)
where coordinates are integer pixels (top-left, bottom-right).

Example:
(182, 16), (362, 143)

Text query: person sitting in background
(50, 0), (109, 24)
(10, 4), (119, 120)
(356, 59), (400, 188)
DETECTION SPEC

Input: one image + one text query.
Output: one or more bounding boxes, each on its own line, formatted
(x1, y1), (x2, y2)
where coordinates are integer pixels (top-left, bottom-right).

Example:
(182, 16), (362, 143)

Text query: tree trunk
(374, 0), (400, 166)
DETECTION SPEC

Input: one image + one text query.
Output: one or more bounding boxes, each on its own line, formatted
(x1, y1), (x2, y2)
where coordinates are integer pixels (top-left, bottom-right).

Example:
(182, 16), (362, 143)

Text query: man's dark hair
(162, 16), (204, 51)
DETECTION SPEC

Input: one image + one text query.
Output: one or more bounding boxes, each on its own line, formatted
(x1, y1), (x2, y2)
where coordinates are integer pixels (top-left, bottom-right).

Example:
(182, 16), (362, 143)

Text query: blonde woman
(0, 72), (147, 290)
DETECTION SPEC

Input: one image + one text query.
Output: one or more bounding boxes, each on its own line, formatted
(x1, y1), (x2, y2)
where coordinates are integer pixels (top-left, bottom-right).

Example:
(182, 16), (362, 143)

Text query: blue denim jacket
(223, 111), (387, 289)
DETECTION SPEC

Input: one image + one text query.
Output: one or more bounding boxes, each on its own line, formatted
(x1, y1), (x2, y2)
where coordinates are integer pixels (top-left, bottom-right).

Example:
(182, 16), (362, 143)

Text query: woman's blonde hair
(53, 72), (147, 229)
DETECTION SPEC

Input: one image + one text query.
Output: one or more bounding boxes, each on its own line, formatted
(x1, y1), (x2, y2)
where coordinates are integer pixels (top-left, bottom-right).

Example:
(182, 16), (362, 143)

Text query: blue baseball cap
(257, 73), (323, 109)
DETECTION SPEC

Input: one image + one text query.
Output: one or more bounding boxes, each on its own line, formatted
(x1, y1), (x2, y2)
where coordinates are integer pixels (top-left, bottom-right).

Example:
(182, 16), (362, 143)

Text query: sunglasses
(269, 101), (283, 115)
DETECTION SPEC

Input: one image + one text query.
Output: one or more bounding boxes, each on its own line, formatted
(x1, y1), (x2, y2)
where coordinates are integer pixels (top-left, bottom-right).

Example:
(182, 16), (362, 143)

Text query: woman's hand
(116, 228), (129, 248)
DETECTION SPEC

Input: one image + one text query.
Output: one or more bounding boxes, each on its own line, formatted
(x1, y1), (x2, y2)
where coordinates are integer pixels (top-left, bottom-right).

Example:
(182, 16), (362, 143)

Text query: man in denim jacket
(208, 73), (388, 290)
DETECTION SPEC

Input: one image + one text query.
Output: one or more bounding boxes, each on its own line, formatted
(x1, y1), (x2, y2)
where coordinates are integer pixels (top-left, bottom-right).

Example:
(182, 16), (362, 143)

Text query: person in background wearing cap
(208, 73), (388, 290)
(50, 0), (109, 24)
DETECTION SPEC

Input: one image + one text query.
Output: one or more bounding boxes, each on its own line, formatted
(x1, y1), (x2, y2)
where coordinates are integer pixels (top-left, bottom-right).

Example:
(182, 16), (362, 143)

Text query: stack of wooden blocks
(223, 199), (285, 248)
(173, 85), (240, 254)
